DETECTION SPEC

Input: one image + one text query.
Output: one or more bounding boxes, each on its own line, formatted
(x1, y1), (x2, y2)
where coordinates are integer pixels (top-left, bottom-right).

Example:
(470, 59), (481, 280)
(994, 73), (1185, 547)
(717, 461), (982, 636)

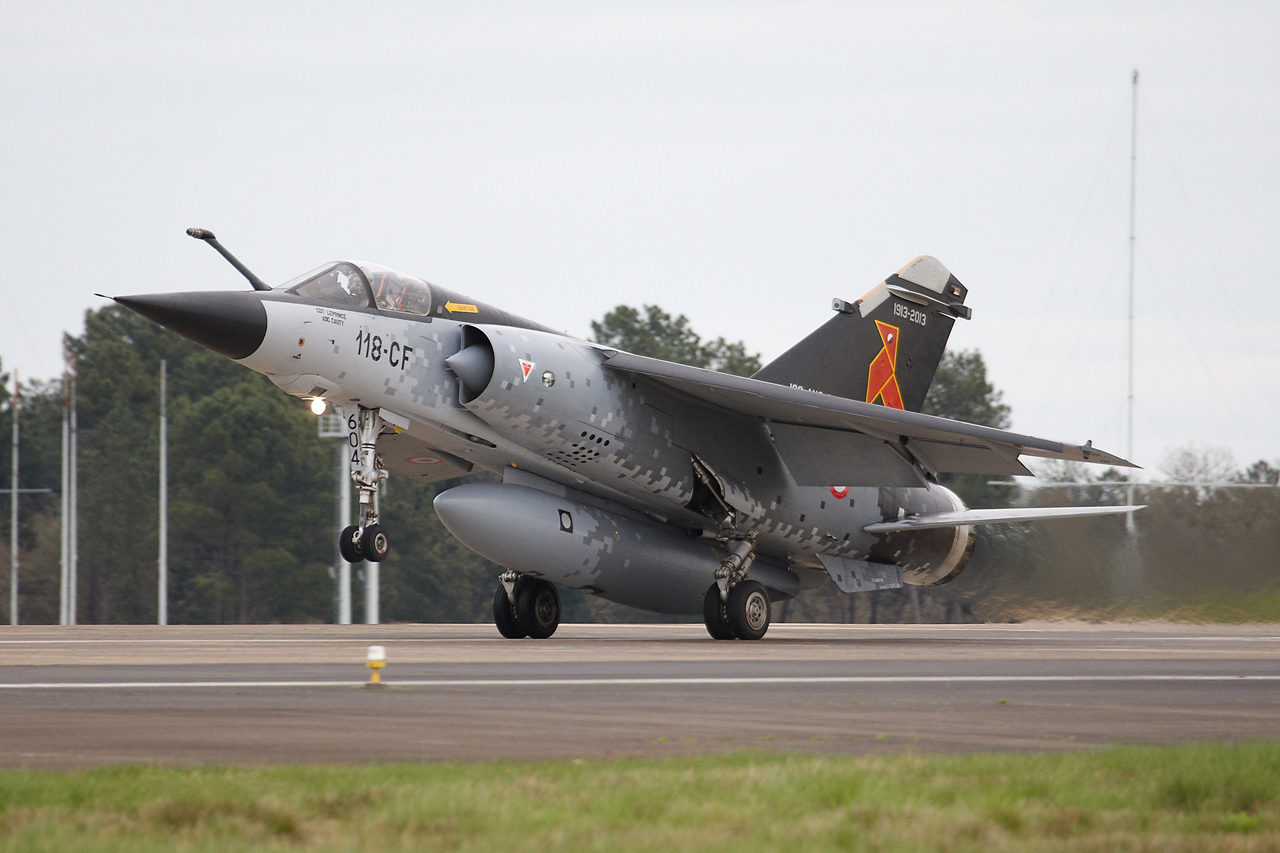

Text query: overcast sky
(3, 1), (1277, 476)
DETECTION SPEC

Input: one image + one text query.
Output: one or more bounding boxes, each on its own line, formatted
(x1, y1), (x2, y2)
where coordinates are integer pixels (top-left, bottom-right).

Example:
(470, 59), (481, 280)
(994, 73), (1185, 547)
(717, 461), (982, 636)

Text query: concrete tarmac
(1, 622), (1277, 769)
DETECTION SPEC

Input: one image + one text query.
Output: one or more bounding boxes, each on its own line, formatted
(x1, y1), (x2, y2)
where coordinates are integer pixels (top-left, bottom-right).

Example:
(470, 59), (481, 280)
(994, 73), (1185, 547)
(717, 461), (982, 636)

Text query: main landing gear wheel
(493, 583), (527, 639)
(702, 583), (735, 640)
(726, 579), (770, 641)
(516, 578), (561, 639)
(339, 525), (362, 562)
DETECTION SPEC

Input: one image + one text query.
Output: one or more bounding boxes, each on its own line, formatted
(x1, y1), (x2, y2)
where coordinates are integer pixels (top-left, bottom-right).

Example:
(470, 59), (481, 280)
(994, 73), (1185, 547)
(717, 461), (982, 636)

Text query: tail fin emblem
(866, 321), (904, 409)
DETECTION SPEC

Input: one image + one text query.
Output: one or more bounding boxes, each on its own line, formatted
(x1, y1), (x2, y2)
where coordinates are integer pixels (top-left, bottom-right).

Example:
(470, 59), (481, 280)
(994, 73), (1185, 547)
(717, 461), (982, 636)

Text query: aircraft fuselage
(238, 292), (968, 609)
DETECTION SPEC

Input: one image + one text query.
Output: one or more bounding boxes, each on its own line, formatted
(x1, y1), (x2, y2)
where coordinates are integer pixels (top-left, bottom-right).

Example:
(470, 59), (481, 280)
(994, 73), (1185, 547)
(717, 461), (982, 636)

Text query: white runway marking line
(0, 638), (472, 645)
(2, 675), (1279, 690)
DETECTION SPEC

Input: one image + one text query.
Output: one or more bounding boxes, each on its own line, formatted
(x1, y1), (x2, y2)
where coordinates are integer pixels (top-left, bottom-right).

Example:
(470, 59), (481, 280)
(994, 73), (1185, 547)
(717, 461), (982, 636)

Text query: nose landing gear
(340, 407), (390, 563)
(340, 522), (389, 563)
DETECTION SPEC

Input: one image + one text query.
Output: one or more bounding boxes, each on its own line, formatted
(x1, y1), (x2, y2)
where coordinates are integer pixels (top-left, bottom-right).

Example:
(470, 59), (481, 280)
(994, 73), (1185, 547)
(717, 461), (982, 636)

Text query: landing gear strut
(702, 532), (770, 640)
(340, 407), (390, 563)
(493, 571), (561, 639)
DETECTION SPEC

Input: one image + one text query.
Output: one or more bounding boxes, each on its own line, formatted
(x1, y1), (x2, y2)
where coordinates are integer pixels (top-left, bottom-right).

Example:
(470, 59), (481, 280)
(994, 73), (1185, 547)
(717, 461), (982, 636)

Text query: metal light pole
(68, 358), (77, 625)
(60, 369), (69, 624)
(365, 541), (379, 625)
(339, 440), (353, 625)
(158, 360), (168, 626)
(9, 373), (18, 626)
(318, 407), (352, 624)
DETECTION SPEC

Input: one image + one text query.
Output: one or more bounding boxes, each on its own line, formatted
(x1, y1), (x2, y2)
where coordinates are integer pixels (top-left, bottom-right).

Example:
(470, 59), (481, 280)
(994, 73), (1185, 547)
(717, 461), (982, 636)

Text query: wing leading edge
(599, 350), (1136, 479)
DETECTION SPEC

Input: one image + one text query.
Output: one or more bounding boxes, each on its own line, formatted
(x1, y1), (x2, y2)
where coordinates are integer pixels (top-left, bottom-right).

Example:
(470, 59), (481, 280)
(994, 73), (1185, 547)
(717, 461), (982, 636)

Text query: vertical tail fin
(751, 256), (971, 413)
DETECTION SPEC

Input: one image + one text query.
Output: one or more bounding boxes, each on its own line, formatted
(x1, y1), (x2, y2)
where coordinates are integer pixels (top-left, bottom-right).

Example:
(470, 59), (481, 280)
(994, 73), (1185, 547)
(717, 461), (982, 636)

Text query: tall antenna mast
(1126, 69), (1138, 524)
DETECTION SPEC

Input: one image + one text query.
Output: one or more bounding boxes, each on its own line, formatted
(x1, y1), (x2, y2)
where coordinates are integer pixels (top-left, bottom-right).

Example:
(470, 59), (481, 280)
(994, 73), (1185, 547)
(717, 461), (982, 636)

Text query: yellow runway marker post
(366, 645), (386, 686)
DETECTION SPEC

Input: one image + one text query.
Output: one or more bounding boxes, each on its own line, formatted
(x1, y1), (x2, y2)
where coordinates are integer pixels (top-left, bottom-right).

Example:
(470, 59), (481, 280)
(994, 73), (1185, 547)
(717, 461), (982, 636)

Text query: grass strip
(1, 743), (1278, 851)
(990, 588), (1280, 624)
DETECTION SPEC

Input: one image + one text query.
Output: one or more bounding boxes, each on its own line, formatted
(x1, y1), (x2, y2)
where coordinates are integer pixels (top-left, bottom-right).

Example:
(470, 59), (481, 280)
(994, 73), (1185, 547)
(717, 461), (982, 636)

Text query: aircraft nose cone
(114, 291), (268, 360)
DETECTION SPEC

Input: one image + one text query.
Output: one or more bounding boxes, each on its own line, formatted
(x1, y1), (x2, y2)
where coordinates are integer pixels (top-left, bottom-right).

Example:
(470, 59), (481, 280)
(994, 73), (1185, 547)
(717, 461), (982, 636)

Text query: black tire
(702, 583), (735, 640)
(515, 579), (561, 639)
(339, 525), (362, 563)
(362, 524), (389, 562)
(726, 580), (770, 641)
(493, 583), (526, 639)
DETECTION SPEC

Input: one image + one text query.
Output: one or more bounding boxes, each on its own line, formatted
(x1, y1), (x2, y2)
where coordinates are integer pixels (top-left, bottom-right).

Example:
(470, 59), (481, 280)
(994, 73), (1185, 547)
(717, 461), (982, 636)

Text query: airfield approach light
(310, 397), (327, 416)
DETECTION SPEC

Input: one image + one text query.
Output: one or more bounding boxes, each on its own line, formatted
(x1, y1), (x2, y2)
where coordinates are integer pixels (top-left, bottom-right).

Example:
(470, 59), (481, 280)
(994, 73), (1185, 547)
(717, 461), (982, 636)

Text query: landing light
(310, 398), (328, 416)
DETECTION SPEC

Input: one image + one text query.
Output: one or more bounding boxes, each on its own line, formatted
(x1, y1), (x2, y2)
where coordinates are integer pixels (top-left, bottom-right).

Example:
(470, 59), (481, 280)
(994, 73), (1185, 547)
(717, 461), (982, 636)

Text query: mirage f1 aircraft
(114, 229), (1140, 640)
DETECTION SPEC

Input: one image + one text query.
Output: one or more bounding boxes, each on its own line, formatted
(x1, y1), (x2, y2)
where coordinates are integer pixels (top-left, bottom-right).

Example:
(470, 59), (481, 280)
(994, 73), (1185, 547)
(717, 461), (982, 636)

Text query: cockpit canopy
(281, 262), (433, 316)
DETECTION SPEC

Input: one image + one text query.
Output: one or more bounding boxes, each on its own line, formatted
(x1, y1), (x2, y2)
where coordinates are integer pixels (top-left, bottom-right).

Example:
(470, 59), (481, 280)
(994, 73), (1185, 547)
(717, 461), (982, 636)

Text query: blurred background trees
(2, 303), (1277, 624)
(591, 304), (763, 376)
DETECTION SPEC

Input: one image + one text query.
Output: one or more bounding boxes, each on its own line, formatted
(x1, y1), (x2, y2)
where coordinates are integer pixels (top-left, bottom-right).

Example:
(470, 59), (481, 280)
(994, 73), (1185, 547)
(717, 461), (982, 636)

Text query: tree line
(2, 303), (1277, 624)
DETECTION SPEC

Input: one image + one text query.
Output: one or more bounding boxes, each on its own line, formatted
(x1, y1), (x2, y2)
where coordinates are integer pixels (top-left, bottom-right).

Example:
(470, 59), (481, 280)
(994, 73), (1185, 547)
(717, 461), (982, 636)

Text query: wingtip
(1077, 441), (1141, 469)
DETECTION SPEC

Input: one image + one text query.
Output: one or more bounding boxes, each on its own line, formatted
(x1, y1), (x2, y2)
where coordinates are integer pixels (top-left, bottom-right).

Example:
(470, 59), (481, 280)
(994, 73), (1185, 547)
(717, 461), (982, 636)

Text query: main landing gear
(340, 407), (390, 564)
(702, 532), (770, 640)
(493, 571), (562, 639)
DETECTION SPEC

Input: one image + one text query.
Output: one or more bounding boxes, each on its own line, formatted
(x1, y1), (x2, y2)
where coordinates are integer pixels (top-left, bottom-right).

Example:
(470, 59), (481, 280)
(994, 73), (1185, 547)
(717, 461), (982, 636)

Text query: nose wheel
(340, 523), (389, 563)
(340, 525), (361, 562)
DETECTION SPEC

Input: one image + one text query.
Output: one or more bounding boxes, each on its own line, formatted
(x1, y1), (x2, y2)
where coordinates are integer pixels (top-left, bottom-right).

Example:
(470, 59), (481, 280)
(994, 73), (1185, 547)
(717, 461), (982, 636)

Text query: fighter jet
(113, 229), (1140, 640)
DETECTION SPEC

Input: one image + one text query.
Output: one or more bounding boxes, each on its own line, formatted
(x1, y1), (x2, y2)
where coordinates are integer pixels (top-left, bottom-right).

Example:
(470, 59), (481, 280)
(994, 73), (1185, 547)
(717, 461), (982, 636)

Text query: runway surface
(1, 622), (1277, 768)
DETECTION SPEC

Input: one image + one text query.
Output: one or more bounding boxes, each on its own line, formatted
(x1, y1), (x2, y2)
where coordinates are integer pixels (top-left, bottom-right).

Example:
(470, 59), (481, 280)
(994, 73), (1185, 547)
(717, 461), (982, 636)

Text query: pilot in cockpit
(286, 262), (432, 315)
(371, 274), (404, 313)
